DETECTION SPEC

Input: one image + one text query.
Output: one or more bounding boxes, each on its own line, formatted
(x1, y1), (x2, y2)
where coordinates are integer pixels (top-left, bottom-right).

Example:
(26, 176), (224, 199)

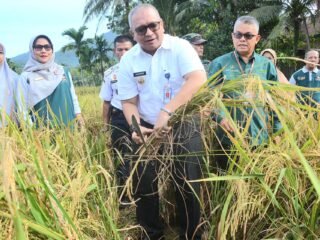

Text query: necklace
(233, 51), (255, 75)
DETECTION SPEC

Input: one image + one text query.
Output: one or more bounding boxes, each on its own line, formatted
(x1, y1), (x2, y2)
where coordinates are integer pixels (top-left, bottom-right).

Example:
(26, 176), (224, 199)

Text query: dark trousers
(133, 118), (203, 240)
(213, 144), (232, 172)
(110, 107), (131, 187)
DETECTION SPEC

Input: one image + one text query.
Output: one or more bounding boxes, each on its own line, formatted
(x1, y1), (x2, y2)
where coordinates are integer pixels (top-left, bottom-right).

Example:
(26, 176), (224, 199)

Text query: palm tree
(61, 26), (92, 65)
(152, 0), (185, 35)
(250, 0), (317, 55)
(90, 34), (113, 81)
(83, 0), (131, 33)
(83, 0), (130, 22)
(62, 26), (93, 85)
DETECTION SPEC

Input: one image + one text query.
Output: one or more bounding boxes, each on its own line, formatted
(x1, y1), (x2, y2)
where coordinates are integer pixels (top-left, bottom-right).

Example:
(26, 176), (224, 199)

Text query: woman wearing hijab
(0, 43), (18, 127)
(17, 35), (83, 128)
(261, 48), (289, 84)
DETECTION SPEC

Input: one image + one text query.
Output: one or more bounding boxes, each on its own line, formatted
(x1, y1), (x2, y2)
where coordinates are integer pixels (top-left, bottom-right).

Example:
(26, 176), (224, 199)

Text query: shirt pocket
(134, 74), (147, 92)
(168, 74), (183, 97)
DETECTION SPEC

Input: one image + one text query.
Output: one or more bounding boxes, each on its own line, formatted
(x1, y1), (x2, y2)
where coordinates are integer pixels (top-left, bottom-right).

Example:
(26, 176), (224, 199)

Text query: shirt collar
(234, 51), (256, 63)
(133, 34), (171, 56)
(302, 66), (319, 73)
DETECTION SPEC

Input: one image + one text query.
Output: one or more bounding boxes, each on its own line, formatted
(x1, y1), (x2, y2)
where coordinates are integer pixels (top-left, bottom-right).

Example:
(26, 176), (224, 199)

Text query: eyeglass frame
(134, 21), (161, 36)
(33, 44), (52, 52)
(232, 32), (257, 40)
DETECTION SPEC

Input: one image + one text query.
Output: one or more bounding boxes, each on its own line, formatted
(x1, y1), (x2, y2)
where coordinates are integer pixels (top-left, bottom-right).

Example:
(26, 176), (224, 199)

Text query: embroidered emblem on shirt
(111, 74), (117, 84)
(137, 76), (145, 84)
(297, 76), (305, 81)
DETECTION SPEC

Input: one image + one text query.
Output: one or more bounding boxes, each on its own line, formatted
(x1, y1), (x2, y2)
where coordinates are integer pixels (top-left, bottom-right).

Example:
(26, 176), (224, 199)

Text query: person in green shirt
(17, 35), (84, 128)
(289, 49), (320, 107)
(208, 16), (280, 170)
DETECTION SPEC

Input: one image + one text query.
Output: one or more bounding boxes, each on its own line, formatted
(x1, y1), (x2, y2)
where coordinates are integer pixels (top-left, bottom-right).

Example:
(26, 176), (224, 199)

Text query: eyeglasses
(134, 21), (161, 36)
(33, 44), (52, 51)
(233, 32), (256, 40)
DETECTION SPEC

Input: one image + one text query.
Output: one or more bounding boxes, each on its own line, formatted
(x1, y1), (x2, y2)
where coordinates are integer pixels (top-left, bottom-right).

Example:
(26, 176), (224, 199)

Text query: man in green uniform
(208, 15), (280, 170)
(182, 33), (210, 72)
(289, 49), (320, 107)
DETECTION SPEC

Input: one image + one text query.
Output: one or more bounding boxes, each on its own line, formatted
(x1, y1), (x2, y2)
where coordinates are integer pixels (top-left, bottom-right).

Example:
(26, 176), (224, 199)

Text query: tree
(61, 26), (93, 66)
(83, 0), (133, 34)
(250, 0), (318, 55)
(7, 58), (20, 73)
(90, 34), (113, 81)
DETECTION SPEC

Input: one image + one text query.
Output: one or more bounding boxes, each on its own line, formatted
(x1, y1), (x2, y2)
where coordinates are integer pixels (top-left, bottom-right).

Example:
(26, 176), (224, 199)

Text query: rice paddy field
(1, 79), (320, 239)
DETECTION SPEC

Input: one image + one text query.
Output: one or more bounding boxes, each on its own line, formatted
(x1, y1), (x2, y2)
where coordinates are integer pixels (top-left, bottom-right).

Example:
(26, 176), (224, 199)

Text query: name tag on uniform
(297, 76), (305, 81)
(133, 71), (146, 77)
(35, 77), (44, 81)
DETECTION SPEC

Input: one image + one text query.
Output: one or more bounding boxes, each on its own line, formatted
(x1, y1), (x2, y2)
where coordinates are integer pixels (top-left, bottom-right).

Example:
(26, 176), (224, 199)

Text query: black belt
(111, 106), (123, 116)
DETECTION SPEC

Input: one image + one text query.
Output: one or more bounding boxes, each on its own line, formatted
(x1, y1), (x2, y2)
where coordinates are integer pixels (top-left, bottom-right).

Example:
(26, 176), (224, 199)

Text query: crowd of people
(1, 3), (320, 240)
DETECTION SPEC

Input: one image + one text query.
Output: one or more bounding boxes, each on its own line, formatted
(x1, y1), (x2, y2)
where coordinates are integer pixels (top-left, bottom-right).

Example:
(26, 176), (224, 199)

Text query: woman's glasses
(134, 21), (161, 36)
(33, 44), (52, 51)
(233, 32), (256, 40)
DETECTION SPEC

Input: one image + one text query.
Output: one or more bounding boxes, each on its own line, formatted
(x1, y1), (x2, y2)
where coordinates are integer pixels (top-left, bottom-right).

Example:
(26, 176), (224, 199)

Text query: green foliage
(80, 0), (319, 63)
(61, 28), (114, 86)
(250, 0), (318, 55)
(7, 58), (22, 74)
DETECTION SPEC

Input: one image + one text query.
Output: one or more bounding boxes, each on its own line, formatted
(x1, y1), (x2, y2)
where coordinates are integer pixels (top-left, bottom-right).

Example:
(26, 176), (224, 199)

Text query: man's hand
(132, 126), (153, 144)
(154, 111), (172, 138)
(220, 118), (234, 132)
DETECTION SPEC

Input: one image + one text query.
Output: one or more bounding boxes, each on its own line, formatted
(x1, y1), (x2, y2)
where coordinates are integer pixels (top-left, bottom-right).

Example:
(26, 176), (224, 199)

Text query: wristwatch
(160, 107), (173, 117)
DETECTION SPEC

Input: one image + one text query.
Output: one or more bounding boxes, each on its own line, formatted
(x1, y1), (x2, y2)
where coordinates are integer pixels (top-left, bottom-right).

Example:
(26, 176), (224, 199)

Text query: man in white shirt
(289, 49), (320, 106)
(99, 35), (135, 197)
(118, 4), (206, 240)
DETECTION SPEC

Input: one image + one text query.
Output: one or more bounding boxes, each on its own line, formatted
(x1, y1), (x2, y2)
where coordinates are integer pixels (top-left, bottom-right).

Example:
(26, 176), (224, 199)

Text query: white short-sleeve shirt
(118, 34), (204, 125)
(99, 63), (122, 110)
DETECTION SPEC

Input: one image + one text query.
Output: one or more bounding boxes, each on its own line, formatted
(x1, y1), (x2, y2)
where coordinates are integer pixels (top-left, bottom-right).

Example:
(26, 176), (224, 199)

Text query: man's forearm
(122, 96), (140, 125)
(102, 101), (111, 125)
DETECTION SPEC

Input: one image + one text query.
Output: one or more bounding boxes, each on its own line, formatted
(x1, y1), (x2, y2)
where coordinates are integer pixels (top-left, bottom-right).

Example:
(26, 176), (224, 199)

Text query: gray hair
(305, 49), (319, 59)
(128, 4), (161, 29)
(234, 16), (259, 33)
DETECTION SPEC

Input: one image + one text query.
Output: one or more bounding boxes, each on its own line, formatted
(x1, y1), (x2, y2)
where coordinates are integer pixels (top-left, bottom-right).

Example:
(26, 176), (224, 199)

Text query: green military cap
(182, 33), (207, 45)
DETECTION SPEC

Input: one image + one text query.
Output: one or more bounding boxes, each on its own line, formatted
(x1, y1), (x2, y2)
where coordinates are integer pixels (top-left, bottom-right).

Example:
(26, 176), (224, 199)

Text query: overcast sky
(1, 0), (107, 58)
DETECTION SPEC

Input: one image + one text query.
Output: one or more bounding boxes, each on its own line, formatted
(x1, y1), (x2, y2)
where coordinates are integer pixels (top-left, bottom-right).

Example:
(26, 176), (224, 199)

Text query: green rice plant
(1, 80), (320, 239)
(132, 72), (320, 239)
(195, 77), (320, 239)
(0, 86), (124, 239)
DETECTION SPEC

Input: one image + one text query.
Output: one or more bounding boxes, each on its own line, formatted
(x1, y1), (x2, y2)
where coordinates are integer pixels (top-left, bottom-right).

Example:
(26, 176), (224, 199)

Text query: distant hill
(11, 31), (117, 68)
